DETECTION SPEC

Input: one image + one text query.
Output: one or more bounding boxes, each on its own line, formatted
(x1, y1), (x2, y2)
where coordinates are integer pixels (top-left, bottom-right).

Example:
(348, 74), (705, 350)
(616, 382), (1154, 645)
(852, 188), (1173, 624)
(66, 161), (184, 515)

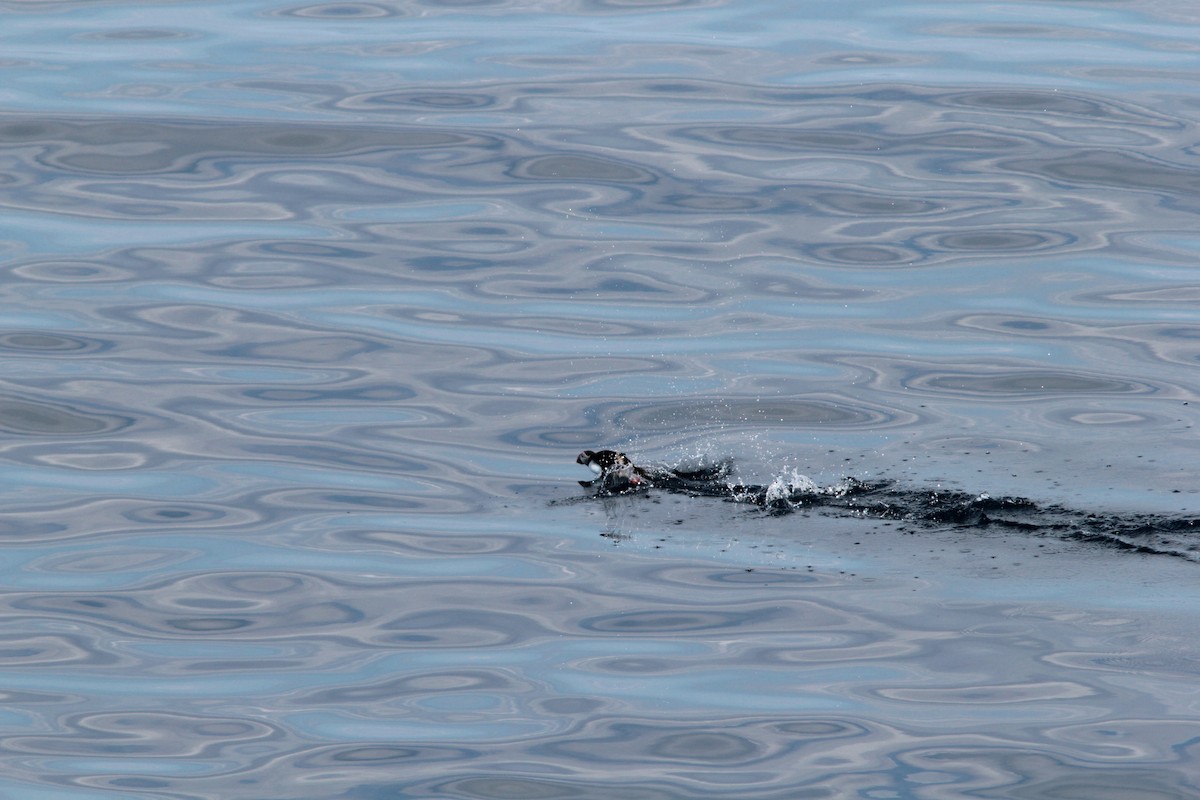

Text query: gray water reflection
(1, 537), (1196, 797)
(2, 0), (1200, 796)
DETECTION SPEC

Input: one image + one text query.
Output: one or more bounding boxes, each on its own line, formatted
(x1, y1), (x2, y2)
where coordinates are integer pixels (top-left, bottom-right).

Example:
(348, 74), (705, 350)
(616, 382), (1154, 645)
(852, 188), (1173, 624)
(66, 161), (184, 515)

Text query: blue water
(4, 0), (1200, 797)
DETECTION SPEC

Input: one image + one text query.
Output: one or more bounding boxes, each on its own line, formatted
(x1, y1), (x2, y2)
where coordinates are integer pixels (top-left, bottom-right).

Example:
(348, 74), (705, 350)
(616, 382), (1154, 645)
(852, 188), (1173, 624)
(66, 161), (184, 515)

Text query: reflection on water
(3, 0), (1200, 796)
(2, 542), (1197, 797)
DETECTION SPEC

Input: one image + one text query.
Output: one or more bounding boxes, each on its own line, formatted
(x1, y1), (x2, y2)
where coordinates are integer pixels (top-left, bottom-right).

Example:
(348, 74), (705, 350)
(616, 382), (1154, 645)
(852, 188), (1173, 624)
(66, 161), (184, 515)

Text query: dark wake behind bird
(574, 450), (1200, 561)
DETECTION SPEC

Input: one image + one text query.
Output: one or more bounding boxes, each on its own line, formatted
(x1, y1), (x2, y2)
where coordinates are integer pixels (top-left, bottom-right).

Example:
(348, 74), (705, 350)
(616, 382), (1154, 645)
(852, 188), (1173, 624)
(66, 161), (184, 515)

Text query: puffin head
(576, 450), (648, 493)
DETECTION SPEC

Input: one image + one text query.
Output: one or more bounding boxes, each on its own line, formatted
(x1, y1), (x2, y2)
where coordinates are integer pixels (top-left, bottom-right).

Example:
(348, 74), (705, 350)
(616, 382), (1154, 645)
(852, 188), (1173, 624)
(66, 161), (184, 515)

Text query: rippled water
(4, 0), (1200, 797)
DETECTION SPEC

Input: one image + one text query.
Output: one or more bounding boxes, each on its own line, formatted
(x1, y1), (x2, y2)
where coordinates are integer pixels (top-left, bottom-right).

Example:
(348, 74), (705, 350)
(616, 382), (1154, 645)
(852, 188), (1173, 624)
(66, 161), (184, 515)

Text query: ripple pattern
(2, 0), (1200, 796)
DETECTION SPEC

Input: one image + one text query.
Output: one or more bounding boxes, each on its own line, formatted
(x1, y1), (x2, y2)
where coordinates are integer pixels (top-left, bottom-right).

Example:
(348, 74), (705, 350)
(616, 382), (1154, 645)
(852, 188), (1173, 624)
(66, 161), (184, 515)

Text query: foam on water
(761, 467), (820, 505)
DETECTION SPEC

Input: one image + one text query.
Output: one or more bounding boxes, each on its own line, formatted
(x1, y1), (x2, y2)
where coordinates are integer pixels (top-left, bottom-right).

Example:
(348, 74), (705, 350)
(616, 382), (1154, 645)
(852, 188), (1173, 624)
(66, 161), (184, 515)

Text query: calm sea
(3, 0), (1200, 797)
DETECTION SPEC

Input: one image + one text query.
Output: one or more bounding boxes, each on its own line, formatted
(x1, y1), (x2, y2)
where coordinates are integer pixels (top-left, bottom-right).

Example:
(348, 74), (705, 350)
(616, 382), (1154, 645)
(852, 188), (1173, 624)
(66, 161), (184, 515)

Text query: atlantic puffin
(575, 449), (652, 494)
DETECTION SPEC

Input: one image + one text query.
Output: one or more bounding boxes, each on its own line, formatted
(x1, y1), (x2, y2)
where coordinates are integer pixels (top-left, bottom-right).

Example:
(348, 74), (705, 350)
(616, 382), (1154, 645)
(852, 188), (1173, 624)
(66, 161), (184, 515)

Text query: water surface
(3, 0), (1200, 797)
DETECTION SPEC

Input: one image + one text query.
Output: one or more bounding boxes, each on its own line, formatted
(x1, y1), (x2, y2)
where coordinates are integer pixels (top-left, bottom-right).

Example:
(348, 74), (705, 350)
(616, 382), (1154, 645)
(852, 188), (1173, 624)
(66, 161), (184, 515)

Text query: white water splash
(762, 468), (819, 505)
